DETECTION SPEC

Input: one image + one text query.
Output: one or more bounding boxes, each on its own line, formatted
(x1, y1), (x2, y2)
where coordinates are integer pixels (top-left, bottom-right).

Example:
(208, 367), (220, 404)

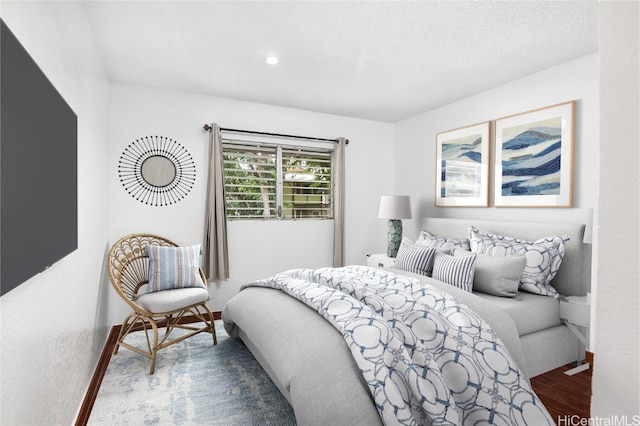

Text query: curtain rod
(202, 124), (348, 144)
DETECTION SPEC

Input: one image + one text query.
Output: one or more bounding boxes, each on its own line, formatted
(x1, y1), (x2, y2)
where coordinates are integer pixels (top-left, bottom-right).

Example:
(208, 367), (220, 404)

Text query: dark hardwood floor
(530, 362), (592, 423)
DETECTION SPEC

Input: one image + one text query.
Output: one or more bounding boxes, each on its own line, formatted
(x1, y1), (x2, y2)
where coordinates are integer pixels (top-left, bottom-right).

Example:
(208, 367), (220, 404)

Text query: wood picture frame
(494, 101), (575, 207)
(435, 121), (490, 207)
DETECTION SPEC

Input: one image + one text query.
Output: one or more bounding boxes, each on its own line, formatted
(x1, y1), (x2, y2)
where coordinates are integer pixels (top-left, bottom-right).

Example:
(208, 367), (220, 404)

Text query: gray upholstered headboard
(421, 217), (589, 297)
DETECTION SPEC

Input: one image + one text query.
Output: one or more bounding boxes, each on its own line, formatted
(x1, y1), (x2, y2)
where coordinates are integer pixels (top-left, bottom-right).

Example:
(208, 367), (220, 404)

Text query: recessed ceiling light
(265, 56), (280, 65)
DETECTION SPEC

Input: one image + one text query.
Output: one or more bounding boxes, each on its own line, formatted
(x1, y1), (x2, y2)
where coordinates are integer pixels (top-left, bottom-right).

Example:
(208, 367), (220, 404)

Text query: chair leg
(148, 319), (160, 375)
(114, 313), (136, 355)
(163, 315), (174, 339)
(203, 304), (217, 345)
(115, 306), (216, 374)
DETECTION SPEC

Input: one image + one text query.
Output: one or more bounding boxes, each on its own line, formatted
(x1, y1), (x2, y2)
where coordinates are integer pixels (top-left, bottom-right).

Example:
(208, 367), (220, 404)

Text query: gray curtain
(203, 123), (229, 280)
(333, 137), (347, 267)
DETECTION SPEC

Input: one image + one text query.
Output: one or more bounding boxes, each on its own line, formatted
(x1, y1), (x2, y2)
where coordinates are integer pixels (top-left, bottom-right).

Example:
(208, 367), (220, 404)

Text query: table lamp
(378, 195), (412, 258)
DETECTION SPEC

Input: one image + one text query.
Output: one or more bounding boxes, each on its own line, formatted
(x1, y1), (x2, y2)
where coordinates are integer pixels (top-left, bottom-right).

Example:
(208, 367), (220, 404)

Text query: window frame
(221, 137), (335, 221)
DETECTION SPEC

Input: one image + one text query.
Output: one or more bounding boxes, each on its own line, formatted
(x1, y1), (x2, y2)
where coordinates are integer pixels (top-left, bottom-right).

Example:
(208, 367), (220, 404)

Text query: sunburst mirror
(118, 136), (196, 206)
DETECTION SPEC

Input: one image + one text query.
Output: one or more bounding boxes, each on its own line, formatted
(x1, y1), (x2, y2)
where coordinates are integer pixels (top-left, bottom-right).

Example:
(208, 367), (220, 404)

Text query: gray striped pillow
(394, 238), (436, 276)
(432, 250), (477, 292)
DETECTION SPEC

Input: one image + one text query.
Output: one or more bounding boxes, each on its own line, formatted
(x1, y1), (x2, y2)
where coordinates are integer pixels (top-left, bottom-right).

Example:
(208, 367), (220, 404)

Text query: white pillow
(468, 226), (569, 297)
(394, 238), (436, 276)
(452, 248), (526, 298)
(415, 230), (470, 251)
(432, 250), (477, 292)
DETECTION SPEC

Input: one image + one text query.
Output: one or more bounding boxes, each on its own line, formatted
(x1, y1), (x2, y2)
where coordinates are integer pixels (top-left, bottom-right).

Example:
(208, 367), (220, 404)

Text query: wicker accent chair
(107, 233), (217, 374)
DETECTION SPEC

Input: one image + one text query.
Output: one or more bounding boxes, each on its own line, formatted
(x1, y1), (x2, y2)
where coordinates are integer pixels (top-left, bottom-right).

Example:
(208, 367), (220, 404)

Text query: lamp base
(387, 219), (403, 258)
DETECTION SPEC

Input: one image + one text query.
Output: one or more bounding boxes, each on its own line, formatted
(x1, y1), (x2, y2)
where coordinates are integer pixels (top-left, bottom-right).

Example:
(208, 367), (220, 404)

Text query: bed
(222, 217), (589, 425)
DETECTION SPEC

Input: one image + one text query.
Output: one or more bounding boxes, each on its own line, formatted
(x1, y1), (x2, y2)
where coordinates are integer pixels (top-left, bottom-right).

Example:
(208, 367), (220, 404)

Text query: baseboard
(75, 326), (120, 426)
(562, 351), (595, 376)
(583, 350), (594, 367)
(75, 311), (222, 426)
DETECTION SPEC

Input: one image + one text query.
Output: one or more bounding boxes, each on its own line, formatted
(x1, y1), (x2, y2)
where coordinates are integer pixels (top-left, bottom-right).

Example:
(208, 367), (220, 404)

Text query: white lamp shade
(378, 195), (412, 219)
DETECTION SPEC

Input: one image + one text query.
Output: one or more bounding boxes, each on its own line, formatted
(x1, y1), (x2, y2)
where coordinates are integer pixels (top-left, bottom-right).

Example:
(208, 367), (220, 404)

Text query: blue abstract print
(501, 118), (562, 197)
(440, 134), (482, 198)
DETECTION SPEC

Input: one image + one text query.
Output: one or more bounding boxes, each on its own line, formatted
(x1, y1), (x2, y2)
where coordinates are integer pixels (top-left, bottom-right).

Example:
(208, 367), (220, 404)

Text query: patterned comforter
(243, 265), (553, 425)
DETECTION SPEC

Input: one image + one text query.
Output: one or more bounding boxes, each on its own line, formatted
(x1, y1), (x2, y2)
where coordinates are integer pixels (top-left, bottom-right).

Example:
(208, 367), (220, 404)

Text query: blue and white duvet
(243, 265), (553, 425)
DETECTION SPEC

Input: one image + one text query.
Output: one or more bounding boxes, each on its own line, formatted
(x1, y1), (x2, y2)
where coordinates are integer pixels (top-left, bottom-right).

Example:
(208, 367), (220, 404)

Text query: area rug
(88, 321), (296, 425)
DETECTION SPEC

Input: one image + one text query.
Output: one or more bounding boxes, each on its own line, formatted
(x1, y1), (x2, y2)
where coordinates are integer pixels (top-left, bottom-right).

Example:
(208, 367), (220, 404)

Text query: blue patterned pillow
(468, 226), (569, 297)
(146, 244), (205, 293)
(415, 230), (471, 251)
(394, 238), (436, 276)
(432, 250), (477, 292)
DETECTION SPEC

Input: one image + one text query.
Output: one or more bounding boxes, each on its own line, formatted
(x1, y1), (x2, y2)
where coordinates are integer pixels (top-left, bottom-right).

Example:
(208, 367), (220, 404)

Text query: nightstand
(559, 294), (591, 375)
(560, 295), (590, 330)
(367, 253), (396, 268)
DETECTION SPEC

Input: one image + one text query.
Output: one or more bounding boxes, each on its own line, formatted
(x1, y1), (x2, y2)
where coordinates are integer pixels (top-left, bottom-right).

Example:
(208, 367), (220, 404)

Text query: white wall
(394, 53), (598, 241)
(394, 52), (600, 352)
(394, 49), (604, 377)
(592, 0), (639, 416)
(0, 2), (111, 425)
(108, 83), (394, 321)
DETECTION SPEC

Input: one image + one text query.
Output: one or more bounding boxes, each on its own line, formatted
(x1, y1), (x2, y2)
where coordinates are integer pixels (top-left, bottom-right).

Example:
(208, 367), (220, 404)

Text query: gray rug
(88, 321), (296, 425)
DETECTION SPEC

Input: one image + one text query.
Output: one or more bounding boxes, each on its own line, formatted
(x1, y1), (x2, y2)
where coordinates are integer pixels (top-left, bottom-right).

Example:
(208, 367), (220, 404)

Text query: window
(222, 140), (333, 220)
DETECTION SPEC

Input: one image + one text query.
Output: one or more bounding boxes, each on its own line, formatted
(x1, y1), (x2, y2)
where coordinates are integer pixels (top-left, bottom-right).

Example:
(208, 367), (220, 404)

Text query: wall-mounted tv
(1, 19), (78, 296)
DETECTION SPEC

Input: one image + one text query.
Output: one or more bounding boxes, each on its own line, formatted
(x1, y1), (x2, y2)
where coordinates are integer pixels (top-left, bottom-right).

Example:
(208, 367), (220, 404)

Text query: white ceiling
(83, 1), (599, 123)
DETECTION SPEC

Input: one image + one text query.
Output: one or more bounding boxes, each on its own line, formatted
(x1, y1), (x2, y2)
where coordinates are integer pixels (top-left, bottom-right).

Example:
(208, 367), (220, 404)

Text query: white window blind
(222, 139), (334, 220)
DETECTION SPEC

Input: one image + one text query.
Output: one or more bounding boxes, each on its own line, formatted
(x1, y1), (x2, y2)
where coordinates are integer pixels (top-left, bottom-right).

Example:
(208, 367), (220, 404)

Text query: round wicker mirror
(118, 136), (196, 206)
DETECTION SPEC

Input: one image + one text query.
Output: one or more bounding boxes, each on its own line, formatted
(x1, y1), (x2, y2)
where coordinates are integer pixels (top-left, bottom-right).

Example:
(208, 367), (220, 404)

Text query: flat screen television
(1, 19), (78, 296)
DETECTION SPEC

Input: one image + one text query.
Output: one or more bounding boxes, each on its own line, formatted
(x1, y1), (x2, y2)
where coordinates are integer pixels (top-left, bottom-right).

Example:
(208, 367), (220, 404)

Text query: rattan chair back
(108, 233), (178, 311)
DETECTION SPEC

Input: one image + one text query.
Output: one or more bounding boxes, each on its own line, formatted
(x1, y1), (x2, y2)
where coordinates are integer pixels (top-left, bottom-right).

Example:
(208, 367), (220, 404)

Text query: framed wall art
(435, 121), (490, 207)
(494, 101), (574, 207)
